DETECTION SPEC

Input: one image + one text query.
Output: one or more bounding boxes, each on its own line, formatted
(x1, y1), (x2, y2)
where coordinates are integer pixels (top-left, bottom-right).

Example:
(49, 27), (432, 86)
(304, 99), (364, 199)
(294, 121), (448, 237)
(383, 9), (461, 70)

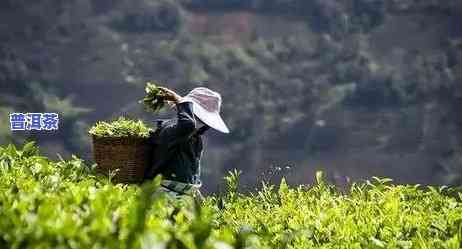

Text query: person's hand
(158, 87), (183, 105)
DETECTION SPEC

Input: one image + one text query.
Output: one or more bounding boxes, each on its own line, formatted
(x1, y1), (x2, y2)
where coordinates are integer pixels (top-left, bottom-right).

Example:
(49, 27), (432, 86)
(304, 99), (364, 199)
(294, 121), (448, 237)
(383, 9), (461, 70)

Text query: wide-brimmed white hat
(181, 87), (230, 133)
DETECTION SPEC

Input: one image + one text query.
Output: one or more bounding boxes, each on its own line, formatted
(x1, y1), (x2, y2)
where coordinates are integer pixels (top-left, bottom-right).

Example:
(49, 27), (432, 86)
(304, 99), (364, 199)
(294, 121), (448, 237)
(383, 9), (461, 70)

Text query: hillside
(1, 0), (462, 192)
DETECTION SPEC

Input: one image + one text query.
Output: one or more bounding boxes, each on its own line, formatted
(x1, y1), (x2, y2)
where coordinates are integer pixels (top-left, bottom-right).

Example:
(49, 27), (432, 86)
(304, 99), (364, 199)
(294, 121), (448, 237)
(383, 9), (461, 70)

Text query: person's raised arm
(157, 87), (196, 147)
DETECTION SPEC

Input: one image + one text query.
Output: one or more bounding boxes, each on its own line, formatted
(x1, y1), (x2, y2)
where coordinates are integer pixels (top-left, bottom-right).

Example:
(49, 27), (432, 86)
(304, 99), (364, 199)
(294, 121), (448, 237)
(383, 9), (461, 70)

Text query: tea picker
(144, 84), (230, 199)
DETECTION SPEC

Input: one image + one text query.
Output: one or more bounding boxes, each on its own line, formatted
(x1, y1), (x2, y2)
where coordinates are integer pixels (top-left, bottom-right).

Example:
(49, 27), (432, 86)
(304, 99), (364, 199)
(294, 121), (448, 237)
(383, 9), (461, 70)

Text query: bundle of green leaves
(140, 82), (168, 113)
(88, 117), (152, 138)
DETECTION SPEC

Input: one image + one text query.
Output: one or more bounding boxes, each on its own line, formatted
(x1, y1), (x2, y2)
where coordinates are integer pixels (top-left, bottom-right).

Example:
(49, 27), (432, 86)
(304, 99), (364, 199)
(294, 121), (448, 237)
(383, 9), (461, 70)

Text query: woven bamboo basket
(92, 135), (152, 183)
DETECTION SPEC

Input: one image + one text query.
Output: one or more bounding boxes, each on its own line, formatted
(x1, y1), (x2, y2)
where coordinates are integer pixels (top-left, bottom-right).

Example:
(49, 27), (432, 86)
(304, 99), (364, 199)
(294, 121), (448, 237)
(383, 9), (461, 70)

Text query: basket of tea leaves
(89, 117), (153, 183)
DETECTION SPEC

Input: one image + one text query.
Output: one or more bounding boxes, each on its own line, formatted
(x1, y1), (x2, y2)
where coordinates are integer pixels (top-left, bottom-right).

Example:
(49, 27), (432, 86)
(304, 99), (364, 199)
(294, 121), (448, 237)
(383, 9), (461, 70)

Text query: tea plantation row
(1, 142), (461, 249)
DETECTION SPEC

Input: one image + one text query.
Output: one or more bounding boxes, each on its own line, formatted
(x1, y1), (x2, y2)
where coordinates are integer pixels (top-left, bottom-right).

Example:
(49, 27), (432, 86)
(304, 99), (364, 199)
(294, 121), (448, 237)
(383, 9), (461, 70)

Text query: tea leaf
(140, 81), (168, 113)
(88, 117), (152, 138)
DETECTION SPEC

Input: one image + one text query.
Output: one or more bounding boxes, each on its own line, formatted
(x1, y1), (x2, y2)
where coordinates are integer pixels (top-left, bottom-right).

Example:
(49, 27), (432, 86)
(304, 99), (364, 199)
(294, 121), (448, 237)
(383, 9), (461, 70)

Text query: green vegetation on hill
(1, 142), (462, 248)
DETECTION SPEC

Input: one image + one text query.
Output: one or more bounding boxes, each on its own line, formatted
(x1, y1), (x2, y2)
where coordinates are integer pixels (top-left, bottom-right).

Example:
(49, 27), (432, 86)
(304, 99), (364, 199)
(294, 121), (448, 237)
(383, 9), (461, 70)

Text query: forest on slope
(1, 0), (462, 192)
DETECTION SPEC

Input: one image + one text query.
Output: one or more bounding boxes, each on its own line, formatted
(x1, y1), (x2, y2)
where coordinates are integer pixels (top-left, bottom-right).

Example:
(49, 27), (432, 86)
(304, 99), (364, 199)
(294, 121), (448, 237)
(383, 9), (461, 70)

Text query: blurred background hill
(1, 0), (462, 192)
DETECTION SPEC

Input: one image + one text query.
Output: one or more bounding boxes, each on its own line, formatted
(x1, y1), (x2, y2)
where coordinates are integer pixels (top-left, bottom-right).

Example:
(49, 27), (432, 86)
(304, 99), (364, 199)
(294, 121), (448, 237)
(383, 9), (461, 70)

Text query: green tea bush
(88, 117), (152, 138)
(1, 142), (462, 249)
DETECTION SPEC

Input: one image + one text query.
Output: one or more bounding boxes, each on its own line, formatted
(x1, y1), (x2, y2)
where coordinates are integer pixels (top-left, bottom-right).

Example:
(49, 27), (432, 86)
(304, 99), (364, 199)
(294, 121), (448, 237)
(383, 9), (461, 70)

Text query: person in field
(144, 87), (230, 199)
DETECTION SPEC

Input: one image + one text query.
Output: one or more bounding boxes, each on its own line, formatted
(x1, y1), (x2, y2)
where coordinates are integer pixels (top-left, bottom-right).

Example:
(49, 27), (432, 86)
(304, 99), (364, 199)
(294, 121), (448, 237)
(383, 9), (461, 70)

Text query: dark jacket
(145, 101), (209, 184)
